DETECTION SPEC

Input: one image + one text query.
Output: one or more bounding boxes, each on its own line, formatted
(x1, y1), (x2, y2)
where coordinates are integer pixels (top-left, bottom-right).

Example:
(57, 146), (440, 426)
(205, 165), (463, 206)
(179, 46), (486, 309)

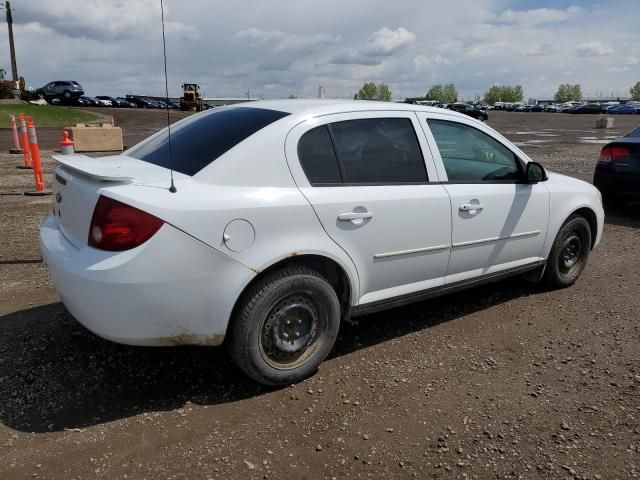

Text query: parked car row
(51, 94), (181, 109)
(492, 101), (640, 114)
(447, 103), (489, 120)
(37, 80), (184, 110)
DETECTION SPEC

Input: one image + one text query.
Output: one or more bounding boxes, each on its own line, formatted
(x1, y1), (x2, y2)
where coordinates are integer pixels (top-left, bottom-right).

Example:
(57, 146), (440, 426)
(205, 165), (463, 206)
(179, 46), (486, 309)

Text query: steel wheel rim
(559, 233), (583, 277)
(259, 291), (325, 370)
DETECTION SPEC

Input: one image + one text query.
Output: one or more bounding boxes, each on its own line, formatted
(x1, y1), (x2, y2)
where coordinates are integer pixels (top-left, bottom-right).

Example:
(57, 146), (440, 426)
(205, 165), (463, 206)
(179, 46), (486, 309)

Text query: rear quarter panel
(101, 123), (361, 306)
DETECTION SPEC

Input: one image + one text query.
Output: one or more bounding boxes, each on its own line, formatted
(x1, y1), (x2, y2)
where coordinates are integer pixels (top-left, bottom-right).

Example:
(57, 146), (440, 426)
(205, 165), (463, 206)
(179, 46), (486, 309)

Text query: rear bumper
(39, 215), (254, 346)
(594, 169), (640, 198)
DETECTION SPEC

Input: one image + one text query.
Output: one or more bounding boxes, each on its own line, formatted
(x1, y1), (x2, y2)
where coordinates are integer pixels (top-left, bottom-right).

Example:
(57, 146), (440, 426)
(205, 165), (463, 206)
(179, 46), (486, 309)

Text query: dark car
(77, 96), (102, 107)
(448, 103), (488, 120)
(131, 98), (153, 108)
(97, 96), (129, 108)
(571, 103), (604, 114)
(593, 126), (640, 206)
(530, 104), (544, 112)
(36, 80), (84, 101)
(115, 97), (134, 108)
(608, 104), (640, 115)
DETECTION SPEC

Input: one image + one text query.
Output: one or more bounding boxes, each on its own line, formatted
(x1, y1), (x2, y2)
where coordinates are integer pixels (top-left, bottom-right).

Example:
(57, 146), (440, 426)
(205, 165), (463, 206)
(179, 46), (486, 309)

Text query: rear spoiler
(52, 154), (146, 182)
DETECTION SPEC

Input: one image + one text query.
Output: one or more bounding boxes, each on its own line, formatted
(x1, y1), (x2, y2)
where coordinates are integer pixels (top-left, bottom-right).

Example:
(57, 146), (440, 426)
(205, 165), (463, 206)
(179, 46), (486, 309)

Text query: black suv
(449, 103), (489, 121)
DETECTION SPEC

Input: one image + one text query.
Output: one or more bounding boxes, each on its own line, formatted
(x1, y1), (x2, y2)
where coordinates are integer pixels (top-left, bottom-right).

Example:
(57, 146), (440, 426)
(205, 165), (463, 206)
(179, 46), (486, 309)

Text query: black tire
(543, 215), (592, 288)
(227, 266), (341, 386)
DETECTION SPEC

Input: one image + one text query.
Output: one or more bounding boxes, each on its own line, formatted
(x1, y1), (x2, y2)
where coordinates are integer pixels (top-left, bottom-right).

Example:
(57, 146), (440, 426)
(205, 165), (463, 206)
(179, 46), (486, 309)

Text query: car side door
(42, 82), (56, 96)
(416, 112), (549, 284)
(285, 111), (452, 307)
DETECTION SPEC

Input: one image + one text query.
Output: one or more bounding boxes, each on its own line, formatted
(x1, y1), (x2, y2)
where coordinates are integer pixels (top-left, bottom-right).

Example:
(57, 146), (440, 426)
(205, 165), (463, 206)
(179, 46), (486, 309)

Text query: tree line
(352, 81), (640, 103)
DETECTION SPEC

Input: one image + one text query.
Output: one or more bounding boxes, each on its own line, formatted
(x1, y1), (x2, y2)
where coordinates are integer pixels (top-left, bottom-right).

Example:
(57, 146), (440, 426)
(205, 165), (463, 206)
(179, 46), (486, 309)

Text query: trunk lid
(51, 154), (185, 249)
(610, 141), (640, 175)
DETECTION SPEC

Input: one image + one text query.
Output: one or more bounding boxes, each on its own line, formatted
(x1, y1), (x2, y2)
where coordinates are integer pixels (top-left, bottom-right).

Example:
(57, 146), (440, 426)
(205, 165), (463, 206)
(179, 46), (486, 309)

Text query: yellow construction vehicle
(180, 83), (204, 111)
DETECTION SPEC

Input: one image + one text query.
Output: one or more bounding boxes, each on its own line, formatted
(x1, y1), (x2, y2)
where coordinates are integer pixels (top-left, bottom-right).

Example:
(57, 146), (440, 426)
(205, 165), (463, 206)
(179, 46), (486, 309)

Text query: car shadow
(604, 200), (640, 229)
(0, 278), (548, 434)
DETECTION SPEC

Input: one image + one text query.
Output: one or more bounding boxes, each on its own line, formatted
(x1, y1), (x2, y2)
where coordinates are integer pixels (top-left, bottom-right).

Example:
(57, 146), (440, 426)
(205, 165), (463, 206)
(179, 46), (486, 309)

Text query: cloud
(496, 6), (584, 25)
(361, 27), (416, 56)
(575, 41), (614, 57)
(14, 0), (199, 41)
(414, 54), (452, 71)
(524, 43), (555, 56)
(330, 27), (415, 65)
(605, 66), (630, 73)
(3, 0), (639, 102)
(233, 28), (341, 51)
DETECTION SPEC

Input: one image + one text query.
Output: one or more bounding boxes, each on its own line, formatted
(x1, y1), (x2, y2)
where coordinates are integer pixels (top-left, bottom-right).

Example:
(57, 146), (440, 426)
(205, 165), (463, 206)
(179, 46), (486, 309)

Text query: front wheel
(227, 266), (341, 386)
(543, 215), (592, 288)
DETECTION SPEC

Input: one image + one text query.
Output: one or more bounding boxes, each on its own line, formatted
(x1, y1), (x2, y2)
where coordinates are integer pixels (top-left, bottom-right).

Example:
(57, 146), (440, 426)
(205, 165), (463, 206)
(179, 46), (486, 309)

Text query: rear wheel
(543, 215), (591, 288)
(228, 266), (341, 386)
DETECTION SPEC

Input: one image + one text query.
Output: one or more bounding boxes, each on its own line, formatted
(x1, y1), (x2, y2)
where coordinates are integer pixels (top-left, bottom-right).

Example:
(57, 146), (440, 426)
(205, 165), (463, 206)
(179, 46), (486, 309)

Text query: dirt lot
(0, 110), (639, 479)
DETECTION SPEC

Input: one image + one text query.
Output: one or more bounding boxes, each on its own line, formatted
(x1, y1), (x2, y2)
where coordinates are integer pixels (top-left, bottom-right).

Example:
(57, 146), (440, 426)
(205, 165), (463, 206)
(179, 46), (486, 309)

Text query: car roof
(230, 99), (472, 121)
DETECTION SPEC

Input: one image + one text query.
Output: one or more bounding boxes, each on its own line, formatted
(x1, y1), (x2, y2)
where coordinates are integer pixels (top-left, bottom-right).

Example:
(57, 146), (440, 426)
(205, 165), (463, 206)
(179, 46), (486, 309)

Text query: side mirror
(525, 161), (547, 184)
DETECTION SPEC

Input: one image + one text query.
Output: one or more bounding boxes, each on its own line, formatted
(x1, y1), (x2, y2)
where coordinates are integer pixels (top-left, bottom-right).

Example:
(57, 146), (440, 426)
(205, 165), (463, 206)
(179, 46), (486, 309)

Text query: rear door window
(330, 118), (427, 184)
(297, 126), (342, 185)
(127, 107), (290, 176)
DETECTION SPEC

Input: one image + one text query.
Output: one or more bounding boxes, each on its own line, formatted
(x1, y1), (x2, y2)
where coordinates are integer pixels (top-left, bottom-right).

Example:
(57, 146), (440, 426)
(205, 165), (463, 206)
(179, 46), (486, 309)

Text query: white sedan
(40, 100), (604, 385)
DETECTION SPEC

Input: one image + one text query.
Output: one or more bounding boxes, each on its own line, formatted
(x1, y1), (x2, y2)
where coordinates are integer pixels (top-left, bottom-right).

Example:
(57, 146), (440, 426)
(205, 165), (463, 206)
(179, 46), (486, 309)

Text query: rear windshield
(126, 107), (290, 176)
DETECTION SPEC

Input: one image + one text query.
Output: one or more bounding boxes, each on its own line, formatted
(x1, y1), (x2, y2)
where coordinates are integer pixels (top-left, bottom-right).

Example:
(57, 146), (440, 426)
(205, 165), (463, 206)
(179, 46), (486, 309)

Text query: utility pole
(5, 1), (17, 82)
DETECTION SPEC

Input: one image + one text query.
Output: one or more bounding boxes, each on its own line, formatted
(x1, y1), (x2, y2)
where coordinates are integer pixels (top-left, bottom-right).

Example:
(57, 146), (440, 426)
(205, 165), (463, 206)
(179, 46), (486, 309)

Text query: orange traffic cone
(24, 117), (51, 196)
(59, 130), (74, 155)
(9, 114), (22, 154)
(16, 113), (32, 169)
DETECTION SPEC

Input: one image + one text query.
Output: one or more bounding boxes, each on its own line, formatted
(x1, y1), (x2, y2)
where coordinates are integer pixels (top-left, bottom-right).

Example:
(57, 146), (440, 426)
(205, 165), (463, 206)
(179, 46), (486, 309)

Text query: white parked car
(40, 100), (604, 385)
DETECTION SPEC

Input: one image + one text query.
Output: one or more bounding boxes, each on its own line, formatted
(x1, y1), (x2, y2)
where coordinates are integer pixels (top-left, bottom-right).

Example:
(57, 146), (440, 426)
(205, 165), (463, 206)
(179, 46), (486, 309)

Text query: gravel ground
(0, 111), (639, 479)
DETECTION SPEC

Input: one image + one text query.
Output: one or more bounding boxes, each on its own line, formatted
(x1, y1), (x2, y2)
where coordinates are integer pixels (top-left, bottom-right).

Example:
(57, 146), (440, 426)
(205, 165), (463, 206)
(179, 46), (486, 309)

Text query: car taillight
(599, 146), (629, 163)
(88, 196), (164, 251)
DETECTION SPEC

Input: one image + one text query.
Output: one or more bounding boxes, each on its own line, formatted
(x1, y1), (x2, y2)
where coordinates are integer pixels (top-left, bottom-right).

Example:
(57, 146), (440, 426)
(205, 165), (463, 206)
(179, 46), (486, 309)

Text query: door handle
(459, 203), (484, 212)
(337, 211), (373, 221)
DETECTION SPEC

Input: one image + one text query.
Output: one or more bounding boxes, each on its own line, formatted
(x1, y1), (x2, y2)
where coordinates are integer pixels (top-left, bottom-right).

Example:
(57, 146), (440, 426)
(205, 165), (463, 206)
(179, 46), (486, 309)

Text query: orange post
(9, 114), (22, 153)
(17, 113), (32, 169)
(24, 117), (51, 196)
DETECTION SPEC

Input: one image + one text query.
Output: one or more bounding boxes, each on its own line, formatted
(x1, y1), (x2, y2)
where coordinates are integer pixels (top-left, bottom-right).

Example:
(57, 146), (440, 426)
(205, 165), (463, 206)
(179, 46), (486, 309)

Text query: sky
(1, 0), (639, 101)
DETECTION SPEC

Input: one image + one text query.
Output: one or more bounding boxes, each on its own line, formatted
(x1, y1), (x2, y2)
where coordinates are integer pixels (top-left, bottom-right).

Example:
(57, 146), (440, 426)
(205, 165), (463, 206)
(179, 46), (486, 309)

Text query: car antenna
(160, 0), (176, 193)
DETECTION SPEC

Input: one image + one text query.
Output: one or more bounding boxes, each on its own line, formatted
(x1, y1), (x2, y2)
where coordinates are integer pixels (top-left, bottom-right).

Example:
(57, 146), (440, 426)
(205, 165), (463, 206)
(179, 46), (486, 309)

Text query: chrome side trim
(374, 244), (450, 259)
(452, 230), (541, 248)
